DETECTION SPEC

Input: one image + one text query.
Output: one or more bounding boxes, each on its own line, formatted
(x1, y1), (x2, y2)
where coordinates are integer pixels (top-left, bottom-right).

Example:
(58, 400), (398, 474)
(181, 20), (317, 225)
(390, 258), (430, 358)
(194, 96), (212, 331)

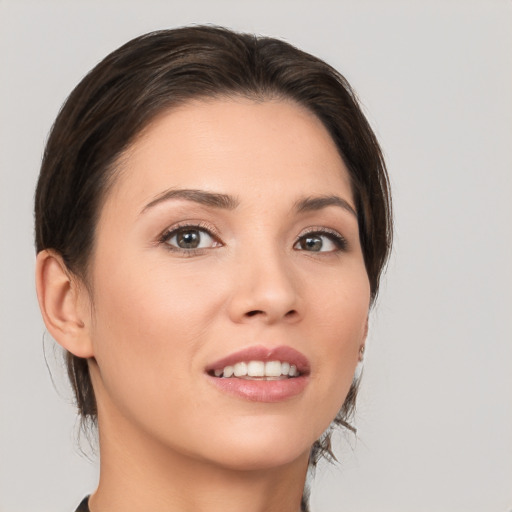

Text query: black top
(75, 496), (90, 512)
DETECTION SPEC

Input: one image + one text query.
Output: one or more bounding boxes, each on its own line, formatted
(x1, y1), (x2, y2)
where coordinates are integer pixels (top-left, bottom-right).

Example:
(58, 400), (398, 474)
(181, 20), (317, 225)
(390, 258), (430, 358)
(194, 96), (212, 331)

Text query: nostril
(246, 310), (264, 317)
(245, 309), (298, 319)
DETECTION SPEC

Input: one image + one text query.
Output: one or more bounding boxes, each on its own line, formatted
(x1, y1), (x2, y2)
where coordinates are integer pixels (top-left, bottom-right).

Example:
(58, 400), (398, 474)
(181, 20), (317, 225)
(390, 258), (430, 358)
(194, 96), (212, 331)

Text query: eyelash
(295, 227), (348, 253)
(158, 222), (221, 256)
(158, 223), (348, 255)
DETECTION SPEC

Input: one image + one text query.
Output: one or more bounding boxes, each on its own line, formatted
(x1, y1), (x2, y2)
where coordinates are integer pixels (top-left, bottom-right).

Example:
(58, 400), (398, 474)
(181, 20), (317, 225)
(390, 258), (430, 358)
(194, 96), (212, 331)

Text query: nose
(227, 246), (302, 325)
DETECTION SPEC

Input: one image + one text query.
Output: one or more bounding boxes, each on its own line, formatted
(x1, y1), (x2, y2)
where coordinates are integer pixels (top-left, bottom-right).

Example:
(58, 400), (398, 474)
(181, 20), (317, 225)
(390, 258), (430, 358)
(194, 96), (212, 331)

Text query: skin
(36, 98), (370, 512)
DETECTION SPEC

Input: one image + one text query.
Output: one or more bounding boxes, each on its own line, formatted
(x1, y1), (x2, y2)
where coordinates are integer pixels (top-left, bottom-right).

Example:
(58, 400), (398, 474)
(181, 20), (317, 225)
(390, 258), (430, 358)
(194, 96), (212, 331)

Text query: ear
(35, 250), (94, 358)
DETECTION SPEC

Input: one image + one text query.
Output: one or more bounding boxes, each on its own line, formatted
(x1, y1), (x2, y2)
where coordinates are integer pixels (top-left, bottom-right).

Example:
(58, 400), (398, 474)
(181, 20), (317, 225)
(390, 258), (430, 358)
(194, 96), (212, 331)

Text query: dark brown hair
(35, 25), (392, 511)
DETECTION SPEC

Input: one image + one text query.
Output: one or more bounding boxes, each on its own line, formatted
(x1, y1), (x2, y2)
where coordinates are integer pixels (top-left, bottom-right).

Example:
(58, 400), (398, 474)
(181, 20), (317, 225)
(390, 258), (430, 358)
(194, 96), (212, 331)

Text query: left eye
(163, 227), (218, 250)
(294, 232), (344, 252)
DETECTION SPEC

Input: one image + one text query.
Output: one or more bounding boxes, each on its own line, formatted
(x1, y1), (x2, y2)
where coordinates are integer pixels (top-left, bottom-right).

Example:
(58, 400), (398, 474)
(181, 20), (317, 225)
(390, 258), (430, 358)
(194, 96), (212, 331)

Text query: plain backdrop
(1, 1), (511, 511)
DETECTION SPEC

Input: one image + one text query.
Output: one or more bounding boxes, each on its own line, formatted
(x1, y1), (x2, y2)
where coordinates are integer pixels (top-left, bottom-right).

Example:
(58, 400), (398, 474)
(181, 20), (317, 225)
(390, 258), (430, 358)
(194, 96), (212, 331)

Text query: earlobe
(35, 250), (94, 358)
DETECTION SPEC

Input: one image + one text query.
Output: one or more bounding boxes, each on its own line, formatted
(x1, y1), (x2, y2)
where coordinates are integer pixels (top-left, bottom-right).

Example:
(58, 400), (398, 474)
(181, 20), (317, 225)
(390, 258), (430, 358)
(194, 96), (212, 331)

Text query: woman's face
(84, 98), (370, 470)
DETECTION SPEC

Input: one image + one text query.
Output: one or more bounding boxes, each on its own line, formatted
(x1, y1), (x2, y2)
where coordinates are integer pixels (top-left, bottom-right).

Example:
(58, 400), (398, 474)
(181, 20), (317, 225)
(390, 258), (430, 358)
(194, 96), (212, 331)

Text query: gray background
(1, 1), (511, 511)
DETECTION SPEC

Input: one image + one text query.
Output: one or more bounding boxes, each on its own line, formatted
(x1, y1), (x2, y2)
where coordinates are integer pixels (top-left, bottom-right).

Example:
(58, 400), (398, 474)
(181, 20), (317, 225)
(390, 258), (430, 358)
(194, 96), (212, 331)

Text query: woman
(34, 26), (392, 512)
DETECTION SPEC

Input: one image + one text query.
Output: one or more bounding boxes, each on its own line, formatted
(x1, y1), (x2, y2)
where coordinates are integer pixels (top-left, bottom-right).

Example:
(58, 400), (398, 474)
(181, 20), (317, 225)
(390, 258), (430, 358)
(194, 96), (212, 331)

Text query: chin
(192, 418), (318, 472)
(208, 443), (311, 472)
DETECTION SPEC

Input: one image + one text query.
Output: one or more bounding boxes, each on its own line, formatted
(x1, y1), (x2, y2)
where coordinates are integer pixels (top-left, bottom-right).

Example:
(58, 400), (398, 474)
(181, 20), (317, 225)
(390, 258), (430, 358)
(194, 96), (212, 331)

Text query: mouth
(208, 360), (300, 380)
(205, 345), (310, 402)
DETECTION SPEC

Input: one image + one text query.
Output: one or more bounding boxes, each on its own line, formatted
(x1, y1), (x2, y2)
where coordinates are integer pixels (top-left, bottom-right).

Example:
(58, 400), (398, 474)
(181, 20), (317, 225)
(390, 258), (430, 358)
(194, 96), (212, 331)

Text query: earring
(354, 345), (365, 380)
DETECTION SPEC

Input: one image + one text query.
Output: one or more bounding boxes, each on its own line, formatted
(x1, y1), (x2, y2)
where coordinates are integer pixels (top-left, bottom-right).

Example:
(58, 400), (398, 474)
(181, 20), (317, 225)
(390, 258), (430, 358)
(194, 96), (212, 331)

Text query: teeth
(214, 360), (301, 379)
(265, 361), (282, 377)
(233, 362), (247, 377)
(247, 361), (265, 377)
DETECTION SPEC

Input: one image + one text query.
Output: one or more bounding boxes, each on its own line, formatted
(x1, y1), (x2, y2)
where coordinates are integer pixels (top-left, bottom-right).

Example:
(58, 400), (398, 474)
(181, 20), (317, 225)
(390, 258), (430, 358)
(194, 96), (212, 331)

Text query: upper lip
(205, 345), (310, 374)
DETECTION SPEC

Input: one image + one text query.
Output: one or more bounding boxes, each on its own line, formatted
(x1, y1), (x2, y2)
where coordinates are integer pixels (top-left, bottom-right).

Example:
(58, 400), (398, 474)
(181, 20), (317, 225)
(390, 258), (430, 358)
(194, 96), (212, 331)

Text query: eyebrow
(141, 188), (356, 218)
(294, 195), (357, 217)
(141, 188), (239, 214)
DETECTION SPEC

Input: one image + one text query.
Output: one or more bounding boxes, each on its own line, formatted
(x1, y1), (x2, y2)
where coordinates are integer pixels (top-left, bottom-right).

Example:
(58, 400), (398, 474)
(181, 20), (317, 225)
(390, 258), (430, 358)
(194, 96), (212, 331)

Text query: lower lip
(206, 374), (309, 402)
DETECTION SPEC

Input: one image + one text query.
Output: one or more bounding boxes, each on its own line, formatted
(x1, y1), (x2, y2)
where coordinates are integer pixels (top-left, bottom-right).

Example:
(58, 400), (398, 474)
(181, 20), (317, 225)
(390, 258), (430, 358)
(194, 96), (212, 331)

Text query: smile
(205, 345), (309, 402)
(211, 360), (299, 379)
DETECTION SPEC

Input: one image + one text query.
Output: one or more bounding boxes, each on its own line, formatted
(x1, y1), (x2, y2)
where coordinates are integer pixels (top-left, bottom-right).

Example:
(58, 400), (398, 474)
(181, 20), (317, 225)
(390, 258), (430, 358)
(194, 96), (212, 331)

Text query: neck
(89, 406), (309, 512)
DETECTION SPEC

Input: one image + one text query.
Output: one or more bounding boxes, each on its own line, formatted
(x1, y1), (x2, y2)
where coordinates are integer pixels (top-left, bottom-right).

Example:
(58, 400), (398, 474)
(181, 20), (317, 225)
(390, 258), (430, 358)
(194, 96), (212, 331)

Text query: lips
(205, 345), (310, 402)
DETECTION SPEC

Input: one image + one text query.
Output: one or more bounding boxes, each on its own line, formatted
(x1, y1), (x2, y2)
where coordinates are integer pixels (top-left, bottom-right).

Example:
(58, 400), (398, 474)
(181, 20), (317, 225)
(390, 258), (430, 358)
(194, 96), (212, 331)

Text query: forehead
(105, 97), (353, 214)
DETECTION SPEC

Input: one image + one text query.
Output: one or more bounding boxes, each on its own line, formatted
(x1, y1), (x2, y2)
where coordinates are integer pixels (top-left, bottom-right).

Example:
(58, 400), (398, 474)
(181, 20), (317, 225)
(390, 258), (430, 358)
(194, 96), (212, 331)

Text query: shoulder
(74, 496), (90, 512)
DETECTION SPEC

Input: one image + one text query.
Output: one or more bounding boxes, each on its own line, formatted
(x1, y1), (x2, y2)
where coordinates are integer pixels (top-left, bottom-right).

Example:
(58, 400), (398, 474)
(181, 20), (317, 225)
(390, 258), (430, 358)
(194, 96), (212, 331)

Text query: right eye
(161, 226), (220, 251)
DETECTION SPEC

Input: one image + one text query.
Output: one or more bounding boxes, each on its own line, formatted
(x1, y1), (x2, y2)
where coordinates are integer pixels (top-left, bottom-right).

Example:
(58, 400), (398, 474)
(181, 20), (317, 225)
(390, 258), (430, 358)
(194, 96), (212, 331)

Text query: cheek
(91, 252), (221, 345)
(306, 265), (369, 419)
(87, 255), (224, 412)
